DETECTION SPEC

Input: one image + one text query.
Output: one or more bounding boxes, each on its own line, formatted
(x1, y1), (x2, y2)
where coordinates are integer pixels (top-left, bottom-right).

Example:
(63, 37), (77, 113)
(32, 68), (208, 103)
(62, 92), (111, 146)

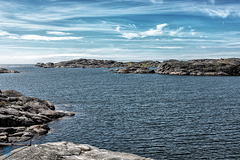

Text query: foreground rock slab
(0, 142), (153, 160)
(0, 68), (20, 74)
(157, 58), (240, 76)
(0, 90), (74, 143)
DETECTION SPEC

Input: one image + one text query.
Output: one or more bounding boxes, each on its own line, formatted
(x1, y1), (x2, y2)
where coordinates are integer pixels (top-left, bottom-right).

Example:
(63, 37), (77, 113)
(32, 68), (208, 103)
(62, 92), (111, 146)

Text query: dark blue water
(1, 65), (240, 159)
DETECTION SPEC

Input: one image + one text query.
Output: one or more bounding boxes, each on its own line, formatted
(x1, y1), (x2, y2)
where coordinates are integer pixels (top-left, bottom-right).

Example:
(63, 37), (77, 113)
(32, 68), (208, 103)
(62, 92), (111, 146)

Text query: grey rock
(1, 90), (24, 97)
(123, 60), (161, 68)
(0, 135), (8, 142)
(0, 142), (153, 160)
(116, 67), (155, 74)
(0, 90), (74, 143)
(156, 58), (240, 76)
(35, 58), (160, 68)
(0, 68), (20, 74)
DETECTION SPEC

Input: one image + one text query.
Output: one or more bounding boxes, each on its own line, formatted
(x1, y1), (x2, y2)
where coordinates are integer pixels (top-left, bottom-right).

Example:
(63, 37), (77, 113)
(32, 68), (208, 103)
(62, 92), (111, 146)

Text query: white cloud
(116, 26), (120, 32)
(46, 31), (72, 35)
(204, 8), (230, 18)
(140, 23), (168, 38)
(121, 32), (140, 39)
(168, 27), (184, 36)
(115, 26), (140, 39)
(153, 46), (184, 49)
(0, 30), (11, 36)
(0, 30), (18, 37)
(18, 35), (83, 41)
(116, 24), (193, 39)
(0, 30), (83, 41)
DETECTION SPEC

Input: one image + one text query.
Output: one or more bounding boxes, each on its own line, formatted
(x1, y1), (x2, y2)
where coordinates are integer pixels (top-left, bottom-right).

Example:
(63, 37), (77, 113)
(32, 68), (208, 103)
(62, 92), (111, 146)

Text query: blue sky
(0, 0), (240, 63)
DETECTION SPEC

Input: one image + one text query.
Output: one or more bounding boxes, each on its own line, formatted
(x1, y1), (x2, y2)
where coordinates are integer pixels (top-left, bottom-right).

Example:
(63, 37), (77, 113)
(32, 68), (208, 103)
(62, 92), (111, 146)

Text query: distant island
(156, 58), (240, 76)
(109, 67), (155, 74)
(0, 68), (20, 74)
(35, 58), (240, 76)
(35, 59), (160, 68)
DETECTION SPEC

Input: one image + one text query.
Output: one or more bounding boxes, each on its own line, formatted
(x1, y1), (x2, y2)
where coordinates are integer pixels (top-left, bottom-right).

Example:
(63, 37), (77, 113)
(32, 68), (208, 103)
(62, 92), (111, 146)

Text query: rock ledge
(0, 141), (153, 160)
(0, 90), (74, 143)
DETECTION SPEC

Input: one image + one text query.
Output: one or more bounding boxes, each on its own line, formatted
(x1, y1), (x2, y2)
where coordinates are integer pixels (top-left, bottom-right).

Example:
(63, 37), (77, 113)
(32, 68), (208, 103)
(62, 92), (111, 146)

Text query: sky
(0, 0), (240, 64)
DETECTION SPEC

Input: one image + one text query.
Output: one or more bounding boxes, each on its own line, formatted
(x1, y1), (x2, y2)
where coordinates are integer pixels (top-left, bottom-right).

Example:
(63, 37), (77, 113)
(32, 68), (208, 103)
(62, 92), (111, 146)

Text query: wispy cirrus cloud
(116, 24), (191, 39)
(204, 8), (230, 18)
(153, 46), (184, 49)
(0, 0), (239, 64)
(17, 35), (83, 41)
(149, 0), (163, 4)
(46, 31), (72, 36)
(140, 23), (168, 38)
(0, 30), (83, 41)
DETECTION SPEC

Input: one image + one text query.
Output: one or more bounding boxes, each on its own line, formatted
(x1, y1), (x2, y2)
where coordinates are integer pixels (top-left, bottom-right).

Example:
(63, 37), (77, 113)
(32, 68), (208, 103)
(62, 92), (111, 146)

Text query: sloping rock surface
(0, 90), (74, 143)
(0, 141), (153, 160)
(0, 68), (20, 74)
(156, 58), (240, 76)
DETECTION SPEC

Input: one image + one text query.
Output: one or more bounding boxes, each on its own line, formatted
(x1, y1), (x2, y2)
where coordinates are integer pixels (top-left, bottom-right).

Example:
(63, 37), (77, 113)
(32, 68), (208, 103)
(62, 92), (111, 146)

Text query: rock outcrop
(35, 59), (124, 68)
(0, 90), (74, 143)
(113, 67), (155, 74)
(123, 61), (161, 68)
(35, 58), (160, 68)
(0, 141), (153, 160)
(0, 68), (20, 74)
(156, 58), (240, 76)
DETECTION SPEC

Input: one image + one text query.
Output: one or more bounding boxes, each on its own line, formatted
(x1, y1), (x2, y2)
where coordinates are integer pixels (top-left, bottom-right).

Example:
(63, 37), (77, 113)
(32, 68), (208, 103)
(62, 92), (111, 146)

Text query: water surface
(1, 65), (240, 159)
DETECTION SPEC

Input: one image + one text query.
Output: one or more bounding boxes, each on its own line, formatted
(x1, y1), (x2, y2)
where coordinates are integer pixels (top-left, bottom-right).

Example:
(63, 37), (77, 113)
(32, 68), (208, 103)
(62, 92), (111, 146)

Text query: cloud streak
(0, 30), (83, 41)
(116, 24), (191, 39)
(47, 31), (72, 36)
(18, 35), (83, 41)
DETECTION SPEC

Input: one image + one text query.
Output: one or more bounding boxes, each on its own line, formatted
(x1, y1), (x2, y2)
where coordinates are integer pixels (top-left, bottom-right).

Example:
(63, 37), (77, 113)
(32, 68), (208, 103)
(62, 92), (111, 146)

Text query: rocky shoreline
(35, 58), (240, 76)
(0, 91), (153, 159)
(0, 141), (153, 160)
(0, 68), (20, 74)
(0, 90), (74, 143)
(35, 58), (160, 68)
(156, 58), (240, 76)
(109, 66), (155, 74)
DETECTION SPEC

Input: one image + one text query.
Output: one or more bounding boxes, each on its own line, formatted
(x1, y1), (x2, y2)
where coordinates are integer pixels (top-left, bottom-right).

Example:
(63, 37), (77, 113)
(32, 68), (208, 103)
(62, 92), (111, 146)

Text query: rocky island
(35, 58), (160, 68)
(110, 66), (155, 74)
(157, 58), (240, 76)
(0, 68), (20, 74)
(0, 141), (153, 160)
(0, 90), (74, 143)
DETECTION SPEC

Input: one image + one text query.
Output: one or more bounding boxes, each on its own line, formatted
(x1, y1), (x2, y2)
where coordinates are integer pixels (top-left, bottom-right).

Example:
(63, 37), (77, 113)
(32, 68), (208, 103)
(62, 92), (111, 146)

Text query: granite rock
(0, 90), (74, 143)
(156, 58), (240, 76)
(0, 141), (153, 160)
(35, 59), (160, 68)
(115, 67), (155, 74)
(0, 68), (20, 74)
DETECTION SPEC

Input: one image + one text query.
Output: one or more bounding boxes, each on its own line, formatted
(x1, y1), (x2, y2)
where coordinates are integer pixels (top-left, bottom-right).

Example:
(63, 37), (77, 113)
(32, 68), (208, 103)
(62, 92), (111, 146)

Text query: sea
(0, 64), (240, 159)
